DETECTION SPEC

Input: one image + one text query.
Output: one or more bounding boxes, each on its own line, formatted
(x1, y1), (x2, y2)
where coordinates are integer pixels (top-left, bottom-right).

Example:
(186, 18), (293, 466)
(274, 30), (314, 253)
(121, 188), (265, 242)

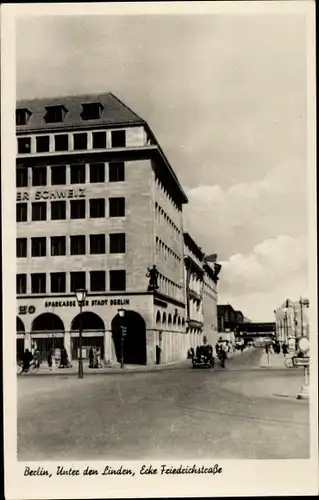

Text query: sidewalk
(259, 351), (299, 369)
(18, 358), (189, 376)
(18, 347), (252, 377)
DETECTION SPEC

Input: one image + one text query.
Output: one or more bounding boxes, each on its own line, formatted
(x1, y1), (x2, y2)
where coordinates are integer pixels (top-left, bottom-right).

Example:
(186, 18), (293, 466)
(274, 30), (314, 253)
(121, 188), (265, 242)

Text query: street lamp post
(118, 308), (126, 369)
(75, 288), (88, 379)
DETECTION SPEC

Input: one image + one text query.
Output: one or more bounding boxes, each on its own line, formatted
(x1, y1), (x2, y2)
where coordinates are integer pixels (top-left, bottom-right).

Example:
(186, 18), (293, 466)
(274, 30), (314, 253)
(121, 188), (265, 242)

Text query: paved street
(18, 348), (309, 460)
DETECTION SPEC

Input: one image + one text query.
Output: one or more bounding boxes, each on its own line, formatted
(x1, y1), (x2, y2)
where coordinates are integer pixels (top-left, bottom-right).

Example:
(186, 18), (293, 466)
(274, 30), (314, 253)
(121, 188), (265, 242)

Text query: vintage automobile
(192, 345), (215, 369)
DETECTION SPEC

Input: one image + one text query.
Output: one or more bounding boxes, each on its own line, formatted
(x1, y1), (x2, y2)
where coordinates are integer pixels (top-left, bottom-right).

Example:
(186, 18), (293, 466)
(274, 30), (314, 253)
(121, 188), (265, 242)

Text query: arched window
(32, 313), (64, 332)
(16, 317), (25, 333)
(178, 316), (181, 326)
(162, 312), (167, 325)
(156, 311), (161, 324)
(168, 314), (172, 325)
(71, 312), (104, 331)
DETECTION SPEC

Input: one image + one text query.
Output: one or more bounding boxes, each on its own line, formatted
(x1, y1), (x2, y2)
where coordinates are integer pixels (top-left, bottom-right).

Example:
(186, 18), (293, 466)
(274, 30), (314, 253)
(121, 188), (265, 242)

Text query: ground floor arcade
(16, 294), (205, 366)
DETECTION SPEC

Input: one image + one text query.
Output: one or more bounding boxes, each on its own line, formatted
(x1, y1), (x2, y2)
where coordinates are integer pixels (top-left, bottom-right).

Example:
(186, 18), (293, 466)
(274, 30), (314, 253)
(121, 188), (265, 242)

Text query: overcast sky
(16, 12), (309, 320)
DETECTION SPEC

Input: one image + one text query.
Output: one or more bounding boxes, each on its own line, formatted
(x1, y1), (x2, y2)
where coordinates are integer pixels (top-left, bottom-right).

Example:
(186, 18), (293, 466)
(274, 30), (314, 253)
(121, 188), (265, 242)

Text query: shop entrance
(70, 312), (105, 360)
(31, 313), (65, 362)
(111, 310), (147, 365)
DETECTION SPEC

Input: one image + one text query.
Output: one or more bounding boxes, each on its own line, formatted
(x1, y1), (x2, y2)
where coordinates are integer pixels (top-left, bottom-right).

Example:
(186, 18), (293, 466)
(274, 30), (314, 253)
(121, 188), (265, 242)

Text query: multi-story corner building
(16, 93), (188, 366)
(274, 298), (310, 347)
(183, 233), (220, 349)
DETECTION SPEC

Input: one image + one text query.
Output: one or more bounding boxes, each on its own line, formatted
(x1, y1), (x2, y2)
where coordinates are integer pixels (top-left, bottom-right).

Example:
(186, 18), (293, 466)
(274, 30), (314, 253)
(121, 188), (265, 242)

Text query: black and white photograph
(2, 1), (318, 499)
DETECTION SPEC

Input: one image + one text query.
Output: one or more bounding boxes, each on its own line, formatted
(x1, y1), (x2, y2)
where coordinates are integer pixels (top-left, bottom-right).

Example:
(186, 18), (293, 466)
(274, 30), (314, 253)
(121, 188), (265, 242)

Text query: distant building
(274, 298), (310, 345)
(217, 304), (245, 333)
(183, 233), (221, 349)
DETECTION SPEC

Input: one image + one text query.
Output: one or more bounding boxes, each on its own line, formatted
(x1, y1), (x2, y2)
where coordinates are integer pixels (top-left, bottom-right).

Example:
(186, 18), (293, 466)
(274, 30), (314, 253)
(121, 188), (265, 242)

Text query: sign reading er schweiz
(16, 188), (86, 201)
(45, 298), (130, 308)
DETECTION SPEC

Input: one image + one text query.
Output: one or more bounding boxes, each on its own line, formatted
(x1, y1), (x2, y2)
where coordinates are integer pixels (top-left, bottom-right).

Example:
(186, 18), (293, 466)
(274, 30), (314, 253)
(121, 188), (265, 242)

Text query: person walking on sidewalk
(20, 349), (33, 374)
(89, 347), (93, 368)
(96, 347), (101, 368)
(282, 342), (288, 356)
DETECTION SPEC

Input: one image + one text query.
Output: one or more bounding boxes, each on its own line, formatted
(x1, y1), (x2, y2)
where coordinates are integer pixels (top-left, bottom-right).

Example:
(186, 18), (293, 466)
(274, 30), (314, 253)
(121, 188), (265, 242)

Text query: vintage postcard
(1, 1), (318, 499)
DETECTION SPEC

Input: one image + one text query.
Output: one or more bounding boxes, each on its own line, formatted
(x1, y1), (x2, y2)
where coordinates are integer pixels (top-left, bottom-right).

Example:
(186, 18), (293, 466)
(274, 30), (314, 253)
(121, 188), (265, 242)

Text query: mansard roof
(16, 92), (145, 133)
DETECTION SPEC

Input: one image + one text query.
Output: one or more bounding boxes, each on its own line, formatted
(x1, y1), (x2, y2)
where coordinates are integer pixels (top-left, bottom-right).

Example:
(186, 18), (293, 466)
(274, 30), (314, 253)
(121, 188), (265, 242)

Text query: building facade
(16, 93), (189, 366)
(274, 298), (310, 348)
(183, 233), (220, 349)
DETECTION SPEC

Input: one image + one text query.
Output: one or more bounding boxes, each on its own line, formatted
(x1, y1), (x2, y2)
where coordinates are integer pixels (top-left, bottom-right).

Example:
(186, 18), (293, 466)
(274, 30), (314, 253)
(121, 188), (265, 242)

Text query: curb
(17, 359), (187, 377)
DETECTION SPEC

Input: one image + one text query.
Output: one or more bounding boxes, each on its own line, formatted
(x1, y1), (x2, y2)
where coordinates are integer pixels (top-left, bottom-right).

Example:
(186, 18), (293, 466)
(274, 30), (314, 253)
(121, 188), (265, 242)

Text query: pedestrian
(96, 347), (101, 368)
(20, 349), (33, 374)
(33, 348), (41, 369)
(47, 349), (53, 370)
(54, 347), (61, 368)
(282, 343), (288, 356)
(59, 347), (68, 368)
(92, 346), (98, 368)
(89, 346), (93, 368)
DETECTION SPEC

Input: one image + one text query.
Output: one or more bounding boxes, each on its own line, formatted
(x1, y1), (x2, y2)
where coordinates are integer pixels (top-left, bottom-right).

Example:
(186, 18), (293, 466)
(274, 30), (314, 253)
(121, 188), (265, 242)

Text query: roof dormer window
(16, 108), (32, 126)
(81, 102), (103, 120)
(44, 105), (67, 123)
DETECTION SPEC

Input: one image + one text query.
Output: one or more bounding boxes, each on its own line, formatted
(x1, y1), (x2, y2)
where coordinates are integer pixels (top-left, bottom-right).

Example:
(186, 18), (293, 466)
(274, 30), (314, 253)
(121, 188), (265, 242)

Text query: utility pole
(300, 297), (304, 337)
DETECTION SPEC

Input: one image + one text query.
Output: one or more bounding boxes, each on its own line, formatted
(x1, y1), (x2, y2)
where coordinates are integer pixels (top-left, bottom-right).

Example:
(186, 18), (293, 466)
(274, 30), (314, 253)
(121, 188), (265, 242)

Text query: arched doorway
(16, 317), (25, 362)
(71, 312), (105, 360)
(31, 313), (65, 362)
(111, 311), (147, 365)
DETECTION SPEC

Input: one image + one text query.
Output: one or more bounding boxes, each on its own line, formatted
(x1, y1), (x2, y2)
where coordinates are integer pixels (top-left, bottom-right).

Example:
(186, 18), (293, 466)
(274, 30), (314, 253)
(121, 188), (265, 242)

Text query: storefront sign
(44, 298), (130, 308)
(292, 356), (310, 367)
(16, 188), (86, 202)
(18, 305), (36, 315)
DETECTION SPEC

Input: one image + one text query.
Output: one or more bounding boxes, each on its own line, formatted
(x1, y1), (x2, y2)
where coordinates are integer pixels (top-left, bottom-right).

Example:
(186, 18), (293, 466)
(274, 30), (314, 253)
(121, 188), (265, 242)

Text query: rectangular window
(32, 166), (47, 186)
(90, 271), (106, 292)
(109, 197), (125, 217)
(109, 270), (126, 291)
(111, 130), (126, 148)
(92, 131), (106, 149)
(16, 109), (31, 126)
(50, 272), (66, 293)
(16, 238), (27, 258)
(45, 106), (66, 124)
(17, 137), (31, 154)
(70, 200), (86, 219)
(51, 165), (66, 185)
(17, 274), (27, 294)
(70, 164), (85, 184)
(51, 236), (66, 256)
(73, 133), (87, 150)
(70, 272), (86, 292)
(16, 168), (28, 187)
(17, 203), (27, 222)
(31, 237), (46, 257)
(89, 198), (105, 218)
(70, 235), (86, 255)
(51, 201), (66, 220)
(110, 233), (126, 253)
(31, 273), (46, 294)
(89, 234), (105, 254)
(54, 134), (69, 152)
(89, 163), (105, 183)
(36, 136), (50, 153)
(32, 202), (47, 221)
(81, 103), (103, 120)
(109, 162), (125, 182)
